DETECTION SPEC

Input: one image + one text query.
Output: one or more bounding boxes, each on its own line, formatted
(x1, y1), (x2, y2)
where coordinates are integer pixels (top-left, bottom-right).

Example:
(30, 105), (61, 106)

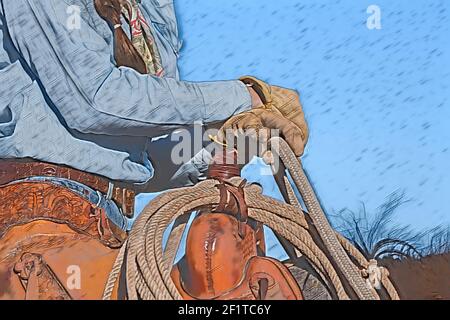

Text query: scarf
(94, 0), (164, 76)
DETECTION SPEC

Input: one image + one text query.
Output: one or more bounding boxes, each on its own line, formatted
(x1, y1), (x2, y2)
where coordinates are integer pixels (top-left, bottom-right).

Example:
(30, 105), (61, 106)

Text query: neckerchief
(121, 0), (164, 76)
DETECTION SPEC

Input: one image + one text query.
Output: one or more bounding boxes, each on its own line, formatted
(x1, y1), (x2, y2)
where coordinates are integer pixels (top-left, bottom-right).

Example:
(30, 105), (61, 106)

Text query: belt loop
(106, 182), (114, 200)
(121, 188), (127, 214)
(93, 190), (103, 209)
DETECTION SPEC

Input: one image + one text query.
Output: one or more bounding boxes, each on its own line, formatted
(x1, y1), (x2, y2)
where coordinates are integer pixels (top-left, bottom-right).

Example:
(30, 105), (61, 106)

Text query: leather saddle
(0, 175), (127, 300)
(171, 180), (303, 300)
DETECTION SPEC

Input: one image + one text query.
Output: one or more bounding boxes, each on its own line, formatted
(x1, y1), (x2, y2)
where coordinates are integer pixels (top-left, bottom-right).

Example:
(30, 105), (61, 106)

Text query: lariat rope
(102, 138), (399, 300)
(269, 137), (399, 300)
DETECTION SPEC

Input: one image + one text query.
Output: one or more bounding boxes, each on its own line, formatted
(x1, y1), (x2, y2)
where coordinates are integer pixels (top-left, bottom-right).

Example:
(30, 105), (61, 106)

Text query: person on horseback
(0, 0), (308, 299)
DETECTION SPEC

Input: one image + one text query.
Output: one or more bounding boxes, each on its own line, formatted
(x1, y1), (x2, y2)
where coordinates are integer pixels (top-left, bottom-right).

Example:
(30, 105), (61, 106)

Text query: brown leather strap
(212, 179), (267, 252)
(0, 159), (135, 217)
(257, 278), (269, 300)
(213, 180), (249, 238)
(226, 182), (249, 238)
(14, 253), (72, 300)
(207, 149), (241, 181)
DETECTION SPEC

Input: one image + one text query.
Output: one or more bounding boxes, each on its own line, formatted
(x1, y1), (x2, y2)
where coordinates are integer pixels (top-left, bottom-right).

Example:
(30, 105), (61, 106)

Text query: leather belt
(0, 159), (135, 218)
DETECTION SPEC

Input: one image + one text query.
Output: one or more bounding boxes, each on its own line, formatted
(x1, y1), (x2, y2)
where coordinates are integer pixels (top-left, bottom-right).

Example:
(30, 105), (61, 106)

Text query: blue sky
(168, 0), (450, 231)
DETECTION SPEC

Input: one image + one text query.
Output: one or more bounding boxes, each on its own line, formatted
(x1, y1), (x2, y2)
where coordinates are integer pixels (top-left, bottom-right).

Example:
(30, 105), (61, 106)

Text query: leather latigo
(13, 253), (72, 300)
(0, 159), (135, 216)
(171, 213), (303, 300)
(0, 181), (125, 300)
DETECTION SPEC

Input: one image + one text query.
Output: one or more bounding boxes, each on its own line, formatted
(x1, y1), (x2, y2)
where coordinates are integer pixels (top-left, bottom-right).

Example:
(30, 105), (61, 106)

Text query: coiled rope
(102, 138), (399, 300)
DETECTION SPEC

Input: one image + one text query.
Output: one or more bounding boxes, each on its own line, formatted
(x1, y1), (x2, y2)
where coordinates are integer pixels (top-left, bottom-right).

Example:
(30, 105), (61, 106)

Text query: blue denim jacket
(0, 0), (251, 184)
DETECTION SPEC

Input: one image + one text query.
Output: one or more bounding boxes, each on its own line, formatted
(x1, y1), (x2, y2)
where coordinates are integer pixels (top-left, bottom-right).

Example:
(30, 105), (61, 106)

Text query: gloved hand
(215, 107), (306, 157)
(240, 76), (309, 150)
(214, 76), (308, 157)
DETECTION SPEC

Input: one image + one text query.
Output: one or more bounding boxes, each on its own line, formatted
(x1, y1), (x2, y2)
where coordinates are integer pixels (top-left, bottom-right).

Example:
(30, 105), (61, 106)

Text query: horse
(381, 253), (450, 300)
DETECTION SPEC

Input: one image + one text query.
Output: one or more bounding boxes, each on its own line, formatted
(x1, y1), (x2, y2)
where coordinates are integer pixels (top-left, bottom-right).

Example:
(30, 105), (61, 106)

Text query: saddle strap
(213, 180), (266, 255)
(0, 159), (135, 217)
(14, 253), (72, 300)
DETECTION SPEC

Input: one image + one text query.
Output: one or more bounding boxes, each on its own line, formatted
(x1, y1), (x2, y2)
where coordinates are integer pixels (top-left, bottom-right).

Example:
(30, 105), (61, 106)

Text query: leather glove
(216, 107), (305, 157)
(239, 76), (309, 150)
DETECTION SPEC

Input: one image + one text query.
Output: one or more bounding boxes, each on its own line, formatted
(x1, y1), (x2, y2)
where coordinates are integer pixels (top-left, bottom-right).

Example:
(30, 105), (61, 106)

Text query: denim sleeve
(0, 6), (154, 183)
(3, 0), (252, 136)
(0, 63), (154, 183)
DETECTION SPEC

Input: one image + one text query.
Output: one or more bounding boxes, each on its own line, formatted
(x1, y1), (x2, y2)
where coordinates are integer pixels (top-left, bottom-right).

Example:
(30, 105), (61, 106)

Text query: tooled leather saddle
(0, 159), (129, 300)
(170, 152), (303, 300)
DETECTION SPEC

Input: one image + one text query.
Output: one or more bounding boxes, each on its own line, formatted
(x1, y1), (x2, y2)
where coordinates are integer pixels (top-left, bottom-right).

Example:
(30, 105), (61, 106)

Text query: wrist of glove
(246, 85), (265, 109)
